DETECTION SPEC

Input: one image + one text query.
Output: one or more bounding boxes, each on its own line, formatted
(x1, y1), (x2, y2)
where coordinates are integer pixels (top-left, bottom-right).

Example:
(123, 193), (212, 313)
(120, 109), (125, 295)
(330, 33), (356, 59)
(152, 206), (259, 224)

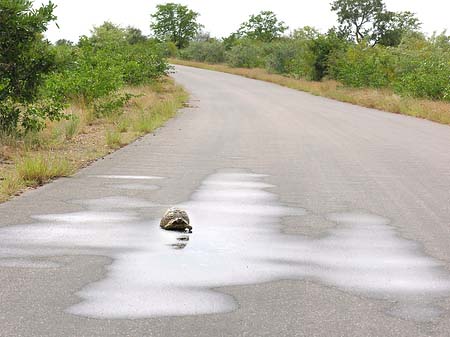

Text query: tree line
(157, 1), (449, 102)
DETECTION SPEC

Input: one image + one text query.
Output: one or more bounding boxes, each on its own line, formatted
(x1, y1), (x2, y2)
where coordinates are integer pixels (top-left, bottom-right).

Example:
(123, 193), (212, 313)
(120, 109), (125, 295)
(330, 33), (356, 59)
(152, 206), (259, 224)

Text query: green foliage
(44, 45), (125, 102)
(0, 0), (56, 102)
(264, 28), (347, 80)
(20, 99), (67, 132)
(43, 23), (169, 104)
(150, 3), (202, 49)
(331, 0), (385, 43)
(93, 93), (135, 118)
(226, 40), (265, 68)
(0, 0), (67, 134)
(330, 44), (395, 88)
(0, 99), (20, 134)
(180, 41), (226, 63)
(376, 11), (421, 47)
(16, 154), (73, 185)
(308, 30), (348, 80)
(162, 41), (179, 57)
(237, 11), (288, 43)
(393, 47), (450, 101)
(331, 0), (421, 46)
(264, 38), (317, 79)
(125, 27), (147, 44)
(330, 36), (450, 101)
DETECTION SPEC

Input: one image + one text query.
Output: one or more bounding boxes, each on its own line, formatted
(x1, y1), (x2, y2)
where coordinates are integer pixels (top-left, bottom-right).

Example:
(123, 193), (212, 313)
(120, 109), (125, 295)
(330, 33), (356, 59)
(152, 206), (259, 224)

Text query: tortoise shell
(160, 207), (192, 233)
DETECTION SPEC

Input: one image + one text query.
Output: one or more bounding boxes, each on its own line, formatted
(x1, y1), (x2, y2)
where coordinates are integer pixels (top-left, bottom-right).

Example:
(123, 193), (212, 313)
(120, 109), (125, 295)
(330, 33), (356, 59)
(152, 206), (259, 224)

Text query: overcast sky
(35, 0), (450, 43)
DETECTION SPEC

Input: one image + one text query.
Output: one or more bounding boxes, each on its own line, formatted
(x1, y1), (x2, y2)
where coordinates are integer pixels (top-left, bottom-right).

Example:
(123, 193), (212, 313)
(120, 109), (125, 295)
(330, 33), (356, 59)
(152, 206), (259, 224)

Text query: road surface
(1, 65), (450, 336)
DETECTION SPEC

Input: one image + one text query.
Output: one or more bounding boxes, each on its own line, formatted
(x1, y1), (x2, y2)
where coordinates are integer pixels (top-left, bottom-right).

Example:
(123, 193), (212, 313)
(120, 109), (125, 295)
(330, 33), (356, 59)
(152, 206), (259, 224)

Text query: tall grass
(105, 129), (122, 149)
(64, 116), (80, 140)
(133, 100), (179, 134)
(16, 154), (74, 185)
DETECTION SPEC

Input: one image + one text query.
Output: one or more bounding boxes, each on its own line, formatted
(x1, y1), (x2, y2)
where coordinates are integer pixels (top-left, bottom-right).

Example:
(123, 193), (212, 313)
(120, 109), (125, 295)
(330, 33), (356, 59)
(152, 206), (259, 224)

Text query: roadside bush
(263, 30), (347, 81)
(265, 40), (299, 74)
(44, 46), (124, 103)
(180, 41), (226, 63)
(330, 44), (396, 88)
(226, 40), (265, 68)
(308, 30), (348, 80)
(43, 25), (170, 111)
(0, 0), (67, 134)
(393, 48), (450, 101)
(121, 42), (169, 85)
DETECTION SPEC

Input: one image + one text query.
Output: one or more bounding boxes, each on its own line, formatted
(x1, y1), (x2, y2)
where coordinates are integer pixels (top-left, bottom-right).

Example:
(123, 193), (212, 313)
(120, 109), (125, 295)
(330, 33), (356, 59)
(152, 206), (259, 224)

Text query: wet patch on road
(110, 183), (161, 191)
(90, 175), (165, 180)
(0, 170), (449, 321)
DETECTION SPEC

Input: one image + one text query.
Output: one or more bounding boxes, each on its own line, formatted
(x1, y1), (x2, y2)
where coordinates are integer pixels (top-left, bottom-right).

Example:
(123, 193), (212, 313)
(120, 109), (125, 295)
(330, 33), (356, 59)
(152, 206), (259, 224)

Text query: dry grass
(0, 78), (187, 202)
(171, 59), (450, 125)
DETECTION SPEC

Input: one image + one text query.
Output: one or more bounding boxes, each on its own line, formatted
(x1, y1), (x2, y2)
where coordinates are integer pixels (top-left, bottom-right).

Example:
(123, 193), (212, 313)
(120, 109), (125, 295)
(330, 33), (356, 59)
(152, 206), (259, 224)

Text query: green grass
(64, 116), (80, 140)
(0, 173), (25, 201)
(133, 94), (187, 134)
(16, 154), (74, 186)
(105, 128), (123, 149)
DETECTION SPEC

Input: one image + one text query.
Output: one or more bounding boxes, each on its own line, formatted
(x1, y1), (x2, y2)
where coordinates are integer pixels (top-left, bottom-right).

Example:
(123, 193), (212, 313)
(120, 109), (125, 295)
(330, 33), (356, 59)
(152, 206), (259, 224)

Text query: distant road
(1, 65), (450, 336)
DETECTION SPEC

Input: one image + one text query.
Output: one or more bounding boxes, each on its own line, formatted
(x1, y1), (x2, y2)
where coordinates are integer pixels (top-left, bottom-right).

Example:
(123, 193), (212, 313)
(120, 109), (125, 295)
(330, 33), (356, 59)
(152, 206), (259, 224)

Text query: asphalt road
(1, 65), (450, 336)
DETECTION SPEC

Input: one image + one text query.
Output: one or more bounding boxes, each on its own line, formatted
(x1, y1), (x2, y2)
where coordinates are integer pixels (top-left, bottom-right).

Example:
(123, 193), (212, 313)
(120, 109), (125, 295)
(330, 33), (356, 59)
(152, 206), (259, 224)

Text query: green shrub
(0, 0), (65, 135)
(265, 39), (317, 79)
(180, 41), (226, 63)
(393, 48), (450, 101)
(43, 30), (169, 105)
(265, 40), (299, 74)
(0, 98), (67, 134)
(226, 40), (265, 68)
(93, 93), (135, 118)
(43, 46), (124, 103)
(330, 44), (396, 88)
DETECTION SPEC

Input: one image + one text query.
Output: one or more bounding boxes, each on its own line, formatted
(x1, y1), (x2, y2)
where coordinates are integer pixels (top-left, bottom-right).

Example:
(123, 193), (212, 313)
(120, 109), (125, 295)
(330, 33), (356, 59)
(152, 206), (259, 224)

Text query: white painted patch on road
(0, 170), (449, 321)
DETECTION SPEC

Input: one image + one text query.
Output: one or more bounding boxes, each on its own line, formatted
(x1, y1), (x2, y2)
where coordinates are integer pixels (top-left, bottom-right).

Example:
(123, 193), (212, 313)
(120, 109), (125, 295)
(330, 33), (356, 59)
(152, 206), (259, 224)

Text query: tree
(150, 3), (202, 49)
(237, 11), (288, 42)
(125, 27), (147, 45)
(0, 0), (57, 102)
(331, 0), (420, 46)
(375, 11), (421, 46)
(89, 21), (127, 50)
(0, 0), (65, 133)
(55, 39), (74, 47)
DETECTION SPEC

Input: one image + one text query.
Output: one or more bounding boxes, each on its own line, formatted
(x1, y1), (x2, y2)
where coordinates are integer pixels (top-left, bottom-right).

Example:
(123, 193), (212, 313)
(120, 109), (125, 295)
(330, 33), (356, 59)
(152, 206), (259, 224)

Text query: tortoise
(160, 207), (192, 233)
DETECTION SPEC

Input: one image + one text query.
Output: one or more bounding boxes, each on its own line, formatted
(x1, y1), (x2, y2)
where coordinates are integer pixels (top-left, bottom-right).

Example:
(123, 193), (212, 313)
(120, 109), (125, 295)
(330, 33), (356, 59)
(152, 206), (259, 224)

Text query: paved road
(1, 65), (450, 336)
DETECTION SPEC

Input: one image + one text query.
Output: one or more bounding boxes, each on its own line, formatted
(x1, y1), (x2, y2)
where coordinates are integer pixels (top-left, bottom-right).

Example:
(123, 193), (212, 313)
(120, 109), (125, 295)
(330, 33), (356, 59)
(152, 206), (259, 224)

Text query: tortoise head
(165, 217), (192, 233)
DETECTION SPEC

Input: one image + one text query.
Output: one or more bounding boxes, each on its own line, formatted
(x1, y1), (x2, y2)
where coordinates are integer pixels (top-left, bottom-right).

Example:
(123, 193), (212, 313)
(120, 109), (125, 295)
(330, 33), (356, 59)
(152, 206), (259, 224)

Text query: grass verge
(0, 78), (187, 202)
(171, 59), (450, 125)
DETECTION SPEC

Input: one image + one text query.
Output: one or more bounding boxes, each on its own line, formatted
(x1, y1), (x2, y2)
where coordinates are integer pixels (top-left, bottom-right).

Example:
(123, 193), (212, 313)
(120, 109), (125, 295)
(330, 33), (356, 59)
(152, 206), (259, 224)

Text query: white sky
(35, 0), (450, 43)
